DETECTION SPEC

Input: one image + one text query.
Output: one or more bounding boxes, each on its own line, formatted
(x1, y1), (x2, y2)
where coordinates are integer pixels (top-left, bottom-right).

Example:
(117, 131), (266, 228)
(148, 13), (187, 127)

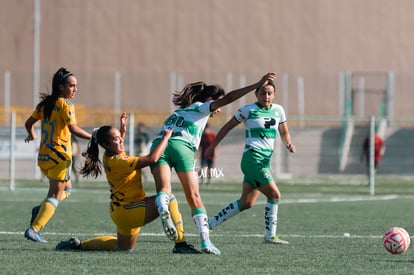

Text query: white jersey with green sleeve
(155, 101), (212, 151)
(234, 102), (287, 155)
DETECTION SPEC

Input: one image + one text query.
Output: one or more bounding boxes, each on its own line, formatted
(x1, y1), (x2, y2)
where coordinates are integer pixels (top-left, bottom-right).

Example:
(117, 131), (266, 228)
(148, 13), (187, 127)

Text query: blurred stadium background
(1, 0), (414, 183)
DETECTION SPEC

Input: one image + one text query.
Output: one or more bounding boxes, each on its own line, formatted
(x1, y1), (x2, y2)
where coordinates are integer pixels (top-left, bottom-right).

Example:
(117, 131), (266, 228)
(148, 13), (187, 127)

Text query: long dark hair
(172, 81), (225, 108)
(36, 67), (73, 120)
(80, 125), (112, 178)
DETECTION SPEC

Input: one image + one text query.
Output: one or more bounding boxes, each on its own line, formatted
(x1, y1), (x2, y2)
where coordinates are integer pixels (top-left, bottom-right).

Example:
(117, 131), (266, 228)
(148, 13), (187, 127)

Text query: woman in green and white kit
(150, 73), (277, 255)
(205, 79), (295, 245)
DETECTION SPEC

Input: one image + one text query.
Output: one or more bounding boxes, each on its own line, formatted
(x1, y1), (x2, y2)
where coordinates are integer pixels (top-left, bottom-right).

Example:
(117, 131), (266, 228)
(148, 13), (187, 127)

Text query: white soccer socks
(208, 200), (242, 229)
(264, 200), (279, 239)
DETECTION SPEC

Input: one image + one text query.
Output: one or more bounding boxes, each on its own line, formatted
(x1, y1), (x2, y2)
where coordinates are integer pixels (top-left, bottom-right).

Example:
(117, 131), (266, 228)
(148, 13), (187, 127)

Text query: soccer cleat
(264, 235), (289, 245)
(30, 205), (40, 225)
(160, 210), (178, 241)
(201, 241), (221, 255)
(24, 227), (47, 243)
(172, 242), (201, 254)
(55, 237), (81, 250)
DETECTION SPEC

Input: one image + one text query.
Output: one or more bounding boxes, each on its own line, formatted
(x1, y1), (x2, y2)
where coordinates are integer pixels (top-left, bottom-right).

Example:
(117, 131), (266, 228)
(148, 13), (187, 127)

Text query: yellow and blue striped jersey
(32, 97), (76, 168)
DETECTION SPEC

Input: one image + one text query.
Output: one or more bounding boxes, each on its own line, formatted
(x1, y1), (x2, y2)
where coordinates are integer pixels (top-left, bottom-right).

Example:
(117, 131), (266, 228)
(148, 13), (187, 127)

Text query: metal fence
(2, 115), (414, 188)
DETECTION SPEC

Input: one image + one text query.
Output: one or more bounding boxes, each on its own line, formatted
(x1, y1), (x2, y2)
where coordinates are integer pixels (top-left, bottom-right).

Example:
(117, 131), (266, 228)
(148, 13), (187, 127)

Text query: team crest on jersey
(275, 109), (281, 118)
(262, 171), (270, 179)
(250, 111), (260, 118)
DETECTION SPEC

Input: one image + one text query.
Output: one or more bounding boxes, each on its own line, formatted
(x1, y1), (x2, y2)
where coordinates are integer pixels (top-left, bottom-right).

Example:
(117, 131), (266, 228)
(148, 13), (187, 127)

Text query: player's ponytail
(172, 81), (206, 108)
(80, 126), (111, 178)
(37, 67), (74, 120)
(196, 84), (225, 102)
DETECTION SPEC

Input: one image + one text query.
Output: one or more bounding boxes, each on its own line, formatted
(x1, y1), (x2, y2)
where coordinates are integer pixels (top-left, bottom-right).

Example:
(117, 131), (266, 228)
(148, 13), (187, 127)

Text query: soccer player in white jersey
(150, 73), (277, 254)
(205, 80), (296, 245)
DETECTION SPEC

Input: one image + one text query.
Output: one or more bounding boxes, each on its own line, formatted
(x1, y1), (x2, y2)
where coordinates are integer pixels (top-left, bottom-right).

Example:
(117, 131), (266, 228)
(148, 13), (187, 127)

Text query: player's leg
(25, 162), (70, 243)
(151, 164), (177, 241)
(56, 204), (137, 251)
(208, 184), (259, 229)
(111, 201), (146, 250)
(168, 194), (201, 254)
(30, 179), (72, 226)
(167, 195), (184, 242)
(239, 183), (260, 209)
(31, 179), (65, 226)
(59, 180), (73, 201)
(143, 195), (159, 224)
(56, 235), (118, 251)
(116, 231), (139, 251)
(177, 170), (220, 255)
(259, 182), (288, 245)
(152, 164), (173, 208)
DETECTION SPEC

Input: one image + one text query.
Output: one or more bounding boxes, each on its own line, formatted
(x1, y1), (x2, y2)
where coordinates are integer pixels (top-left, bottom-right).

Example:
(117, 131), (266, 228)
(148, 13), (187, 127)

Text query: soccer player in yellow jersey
(24, 67), (92, 243)
(56, 113), (200, 253)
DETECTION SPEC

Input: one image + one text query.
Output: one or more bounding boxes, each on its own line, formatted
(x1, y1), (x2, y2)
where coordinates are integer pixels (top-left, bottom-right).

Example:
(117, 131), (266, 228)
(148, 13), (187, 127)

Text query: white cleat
(264, 235), (289, 245)
(201, 241), (221, 255)
(161, 210), (178, 241)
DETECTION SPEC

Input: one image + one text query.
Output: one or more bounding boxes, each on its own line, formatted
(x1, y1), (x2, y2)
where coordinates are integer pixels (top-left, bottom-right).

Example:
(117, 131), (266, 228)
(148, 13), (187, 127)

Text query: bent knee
(240, 201), (254, 210)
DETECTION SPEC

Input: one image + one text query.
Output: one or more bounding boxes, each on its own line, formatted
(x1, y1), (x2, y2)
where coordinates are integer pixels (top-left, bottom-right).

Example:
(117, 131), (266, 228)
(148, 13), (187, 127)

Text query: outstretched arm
(135, 129), (173, 169)
(69, 124), (92, 140)
(205, 117), (240, 159)
(210, 72), (277, 112)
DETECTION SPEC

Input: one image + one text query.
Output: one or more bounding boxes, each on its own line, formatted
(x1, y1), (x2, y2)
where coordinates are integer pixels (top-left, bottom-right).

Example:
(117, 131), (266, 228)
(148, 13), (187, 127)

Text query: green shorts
(241, 149), (273, 188)
(150, 139), (196, 172)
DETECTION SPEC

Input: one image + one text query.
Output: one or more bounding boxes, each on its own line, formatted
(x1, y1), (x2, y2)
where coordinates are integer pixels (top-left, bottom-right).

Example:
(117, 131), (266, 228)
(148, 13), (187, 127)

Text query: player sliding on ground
(56, 112), (200, 253)
(205, 79), (295, 245)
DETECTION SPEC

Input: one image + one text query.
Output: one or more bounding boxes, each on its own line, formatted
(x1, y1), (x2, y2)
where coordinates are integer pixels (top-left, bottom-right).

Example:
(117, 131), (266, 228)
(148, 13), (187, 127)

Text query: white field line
(281, 194), (414, 204)
(3, 188), (414, 204)
(3, 193), (413, 239)
(204, 194), (414, 205)
(0, 231), (387, 239)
